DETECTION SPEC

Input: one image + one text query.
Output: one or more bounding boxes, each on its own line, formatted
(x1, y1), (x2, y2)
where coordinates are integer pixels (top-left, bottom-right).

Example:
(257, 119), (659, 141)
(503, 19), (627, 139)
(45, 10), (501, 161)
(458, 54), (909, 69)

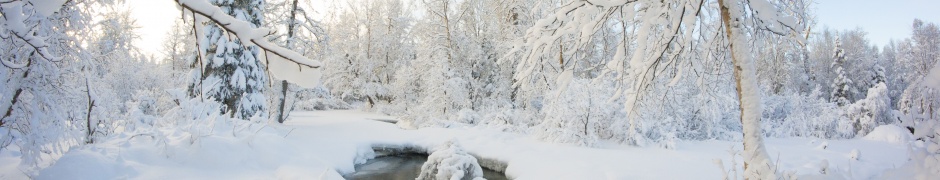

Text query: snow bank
(36, 149), (136, 180)
(16, 110), (911, 180)
(863, 125), (912, 144)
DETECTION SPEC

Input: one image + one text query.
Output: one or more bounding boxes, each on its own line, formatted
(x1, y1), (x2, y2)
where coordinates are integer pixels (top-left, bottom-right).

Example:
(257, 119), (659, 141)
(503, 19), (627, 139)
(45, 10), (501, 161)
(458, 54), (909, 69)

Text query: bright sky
(129, 0), (332, 59)
(815, 0), (940, 47)
(128, 0), (179, 59)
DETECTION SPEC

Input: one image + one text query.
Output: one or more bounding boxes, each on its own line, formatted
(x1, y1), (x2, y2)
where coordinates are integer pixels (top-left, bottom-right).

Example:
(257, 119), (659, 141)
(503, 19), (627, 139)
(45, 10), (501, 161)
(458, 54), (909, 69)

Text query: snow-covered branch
(0, 0), (66, 66)
(175, 0), (321, 69)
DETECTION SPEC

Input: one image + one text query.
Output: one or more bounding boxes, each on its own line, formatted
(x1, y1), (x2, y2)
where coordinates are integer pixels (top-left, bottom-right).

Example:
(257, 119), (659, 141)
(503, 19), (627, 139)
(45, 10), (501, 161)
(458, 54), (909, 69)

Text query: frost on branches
(0, 0), (97, 167)
(510, 0), (804, 178)
(535, 79), (622, 147)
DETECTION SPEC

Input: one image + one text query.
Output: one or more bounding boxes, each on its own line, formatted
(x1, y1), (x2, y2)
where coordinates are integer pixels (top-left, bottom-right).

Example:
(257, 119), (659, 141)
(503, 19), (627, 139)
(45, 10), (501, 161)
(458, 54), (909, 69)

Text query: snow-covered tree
(844, 83), (891, 137)
(394, 0), (473, 128)
(897, 19), (940, 129)
(896, 30), (940, 178)
(0, 0), (322, 173)
(0, 0), (99, 166)
(509, 0), (806, 178)
(830, 37), (852, 106)
(263, 0), (329, 123)
(188, 0), (269, 120)
(321, 0), (410, 109)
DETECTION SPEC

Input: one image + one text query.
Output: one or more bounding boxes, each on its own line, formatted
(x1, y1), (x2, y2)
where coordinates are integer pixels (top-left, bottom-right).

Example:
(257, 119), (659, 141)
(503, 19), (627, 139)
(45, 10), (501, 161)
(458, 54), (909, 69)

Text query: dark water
(345, 154), (508, 180)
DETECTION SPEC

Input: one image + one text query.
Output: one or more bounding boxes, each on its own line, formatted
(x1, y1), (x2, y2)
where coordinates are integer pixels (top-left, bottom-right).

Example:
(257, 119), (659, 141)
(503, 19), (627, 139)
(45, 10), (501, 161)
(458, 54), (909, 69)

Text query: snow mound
(37, 149), (135, 180)
(849, 149), (860, 161)
(863, 125), (912, 144)
(417, 140), (484, 180)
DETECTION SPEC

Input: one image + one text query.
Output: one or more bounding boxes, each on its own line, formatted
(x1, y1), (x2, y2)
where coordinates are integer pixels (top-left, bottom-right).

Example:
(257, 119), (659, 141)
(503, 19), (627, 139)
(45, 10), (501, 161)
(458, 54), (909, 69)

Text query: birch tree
(264, 0), (327, 123)
(509, 0), (805, 178)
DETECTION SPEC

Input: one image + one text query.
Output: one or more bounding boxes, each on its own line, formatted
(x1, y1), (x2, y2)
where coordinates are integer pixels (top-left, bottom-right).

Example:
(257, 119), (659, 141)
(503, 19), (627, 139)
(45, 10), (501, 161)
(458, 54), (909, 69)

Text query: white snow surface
(926, 61), (940, 89)
(0, 110), (914, 179)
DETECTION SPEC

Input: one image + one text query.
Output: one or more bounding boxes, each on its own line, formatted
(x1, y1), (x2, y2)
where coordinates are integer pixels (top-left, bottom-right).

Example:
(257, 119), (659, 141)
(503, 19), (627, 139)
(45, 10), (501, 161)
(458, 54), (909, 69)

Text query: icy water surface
(345, 154), (508, 180)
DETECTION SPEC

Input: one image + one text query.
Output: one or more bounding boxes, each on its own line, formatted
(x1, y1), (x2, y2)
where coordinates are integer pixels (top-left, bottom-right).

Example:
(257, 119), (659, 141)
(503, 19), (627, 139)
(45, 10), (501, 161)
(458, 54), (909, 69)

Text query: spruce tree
(190, 0), (268, 119)
(830, 37), (852, 106)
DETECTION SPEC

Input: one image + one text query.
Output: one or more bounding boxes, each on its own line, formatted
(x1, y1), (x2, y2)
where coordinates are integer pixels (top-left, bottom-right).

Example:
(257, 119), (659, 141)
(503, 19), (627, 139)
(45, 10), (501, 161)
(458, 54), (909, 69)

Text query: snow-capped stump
(819, 159), (829, 174)
(850, 149), (861, 161)
(816, 141), (829, 150)
(417, 140), (485, 180)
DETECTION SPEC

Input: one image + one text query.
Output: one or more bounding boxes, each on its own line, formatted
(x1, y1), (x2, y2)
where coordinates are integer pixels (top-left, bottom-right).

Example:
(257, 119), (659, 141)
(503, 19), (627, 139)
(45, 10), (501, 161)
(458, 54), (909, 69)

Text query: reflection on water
(345, 154), (508, 180)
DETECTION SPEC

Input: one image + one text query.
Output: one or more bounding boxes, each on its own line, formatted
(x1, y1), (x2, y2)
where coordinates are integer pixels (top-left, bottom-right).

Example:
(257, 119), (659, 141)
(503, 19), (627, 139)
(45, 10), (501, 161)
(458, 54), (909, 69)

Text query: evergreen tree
(190, 0), (268, 119)
(830, 37), (852, 106)
(872, 65), (887, 86)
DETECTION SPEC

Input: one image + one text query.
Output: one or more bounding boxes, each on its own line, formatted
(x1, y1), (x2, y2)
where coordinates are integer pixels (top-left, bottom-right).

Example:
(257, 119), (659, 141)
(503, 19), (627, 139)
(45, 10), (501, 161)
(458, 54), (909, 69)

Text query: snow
(926, 61), (940, 89)
(553, 70), (573, 98)
(0, 147), (27, 179)
(417, 140), (484, 180)
(265, 52), (322, 89)
(863, 125), (913, 145)
(5, 110), (911, 179)
(0, 1), (61, 62)
(850, 149), (861, 161)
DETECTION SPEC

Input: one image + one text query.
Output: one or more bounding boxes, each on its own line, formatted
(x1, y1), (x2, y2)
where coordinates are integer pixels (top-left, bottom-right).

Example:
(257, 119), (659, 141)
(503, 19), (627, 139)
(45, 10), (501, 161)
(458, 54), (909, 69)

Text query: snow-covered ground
(1, 110), (914, 179)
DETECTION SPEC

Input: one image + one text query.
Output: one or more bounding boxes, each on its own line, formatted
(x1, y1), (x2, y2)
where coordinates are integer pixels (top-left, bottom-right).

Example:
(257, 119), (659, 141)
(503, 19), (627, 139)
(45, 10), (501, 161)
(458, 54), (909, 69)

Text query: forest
(1, 0), (940, 179)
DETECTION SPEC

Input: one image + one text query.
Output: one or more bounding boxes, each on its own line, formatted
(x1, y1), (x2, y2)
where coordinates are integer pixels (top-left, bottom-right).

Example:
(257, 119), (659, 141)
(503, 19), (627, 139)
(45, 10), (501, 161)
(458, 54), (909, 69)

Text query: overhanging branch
(176, 0), (321, 69)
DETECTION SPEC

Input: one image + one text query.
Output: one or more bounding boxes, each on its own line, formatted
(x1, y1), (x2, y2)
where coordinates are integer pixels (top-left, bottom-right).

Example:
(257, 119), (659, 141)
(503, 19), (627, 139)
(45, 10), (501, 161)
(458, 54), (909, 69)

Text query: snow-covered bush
(534, 79), (621, 147)
(395, 69), (476, 129)
(417, 140), (484, 180)
(761, 88), (845, 138)
(293, 86), (350, 111)
(480, 108), (538, 133)
(162, 89), (228, 137)
(843, 83), (892, 137)
(897, 85), (940, 131)
(122, 90), (172, 133)
(399, 110), (480, 130)
(455, 109), (480, 125)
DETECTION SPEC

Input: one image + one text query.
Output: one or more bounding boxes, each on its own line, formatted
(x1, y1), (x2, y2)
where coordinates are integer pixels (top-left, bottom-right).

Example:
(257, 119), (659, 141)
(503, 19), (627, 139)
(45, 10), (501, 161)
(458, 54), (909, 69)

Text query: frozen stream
(345, 154), (509, 180)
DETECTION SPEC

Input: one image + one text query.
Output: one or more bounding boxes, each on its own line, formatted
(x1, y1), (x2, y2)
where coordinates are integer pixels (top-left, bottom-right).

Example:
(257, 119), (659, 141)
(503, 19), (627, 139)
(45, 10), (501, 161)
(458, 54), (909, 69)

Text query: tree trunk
(85, 76), (96, 144)
(286, 0), (299, 49)
(275, 0), (300, 124)
(277, 80), (289, 123)
(3, 59), (32, 128)
(717, 0), (774, 178)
